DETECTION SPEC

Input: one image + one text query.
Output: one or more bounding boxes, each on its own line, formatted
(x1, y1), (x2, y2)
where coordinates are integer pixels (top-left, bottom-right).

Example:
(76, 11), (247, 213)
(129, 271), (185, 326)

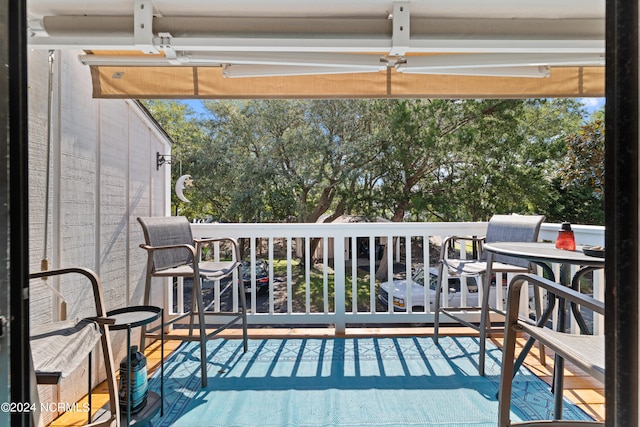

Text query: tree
(140, 100), (210, 218)
(428, 98), (584, 222)
(199, 99), (379, 225)
(546, 116), (605, 225)
(560, 118), (605, 201)
(364, 98), (584, 279)
(143, 98), (590, 230)
(541, 177), (605, 225)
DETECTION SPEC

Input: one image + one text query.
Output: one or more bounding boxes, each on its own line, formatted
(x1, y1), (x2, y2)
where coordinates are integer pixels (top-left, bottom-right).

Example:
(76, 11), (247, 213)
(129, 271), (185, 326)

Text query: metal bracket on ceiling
(27, 19), (48, 37)
(390, 2), (410, 57)
(156, 32), (179, 64)
(134, 0), (157, 54)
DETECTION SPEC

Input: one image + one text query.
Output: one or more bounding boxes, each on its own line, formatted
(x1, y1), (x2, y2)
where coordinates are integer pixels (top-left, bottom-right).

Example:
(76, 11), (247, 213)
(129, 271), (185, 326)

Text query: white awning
(26, 0), (605, 98)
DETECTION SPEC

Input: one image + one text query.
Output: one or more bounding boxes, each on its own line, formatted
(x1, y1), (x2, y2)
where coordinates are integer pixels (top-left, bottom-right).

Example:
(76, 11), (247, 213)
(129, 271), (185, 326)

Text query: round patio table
(483, 242), (604, 332)
(483, 241), (604, 270)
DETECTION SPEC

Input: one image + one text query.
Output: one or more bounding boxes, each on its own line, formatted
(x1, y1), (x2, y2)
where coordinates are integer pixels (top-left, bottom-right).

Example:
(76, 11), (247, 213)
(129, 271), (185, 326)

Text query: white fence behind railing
(177, 221), (605, 335)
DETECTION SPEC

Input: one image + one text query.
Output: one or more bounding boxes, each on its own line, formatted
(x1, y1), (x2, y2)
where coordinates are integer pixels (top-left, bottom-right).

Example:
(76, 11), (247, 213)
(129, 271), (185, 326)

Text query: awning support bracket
(157, 32), (179, 64)
(134, 0), (157, 54)
(390, 2), (410, 57)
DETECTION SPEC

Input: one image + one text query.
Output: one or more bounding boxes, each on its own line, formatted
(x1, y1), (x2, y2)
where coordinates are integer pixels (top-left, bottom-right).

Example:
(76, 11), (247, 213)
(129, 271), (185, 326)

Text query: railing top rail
(539, 223), (605, 246)
(191, 221), (604, 243)
(190, 221), (489, 238)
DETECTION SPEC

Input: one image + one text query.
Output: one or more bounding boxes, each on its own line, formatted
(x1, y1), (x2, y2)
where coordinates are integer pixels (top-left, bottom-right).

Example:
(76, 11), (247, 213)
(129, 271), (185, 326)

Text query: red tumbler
(555, 222), (576, 251)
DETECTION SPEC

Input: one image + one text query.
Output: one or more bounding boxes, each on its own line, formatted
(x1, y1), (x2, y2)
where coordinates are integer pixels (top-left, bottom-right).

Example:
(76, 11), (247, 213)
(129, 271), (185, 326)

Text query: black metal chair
(137, 216), (247, 388)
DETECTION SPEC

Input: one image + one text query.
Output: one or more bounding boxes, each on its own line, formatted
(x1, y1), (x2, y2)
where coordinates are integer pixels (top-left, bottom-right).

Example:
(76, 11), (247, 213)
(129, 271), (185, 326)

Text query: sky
(581, 97), (606, 114)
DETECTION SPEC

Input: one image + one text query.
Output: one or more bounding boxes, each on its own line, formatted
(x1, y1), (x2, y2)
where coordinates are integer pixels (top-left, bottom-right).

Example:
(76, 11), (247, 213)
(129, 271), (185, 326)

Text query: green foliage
(539, 177), (604, 225)
(140, 99), (212, 217)
(542, 116), (605, 225)
(362, 98), (584, 222)
(197, 99), (379, 223)
(561, 118), (605, 200)
(143, 98), (597, 226)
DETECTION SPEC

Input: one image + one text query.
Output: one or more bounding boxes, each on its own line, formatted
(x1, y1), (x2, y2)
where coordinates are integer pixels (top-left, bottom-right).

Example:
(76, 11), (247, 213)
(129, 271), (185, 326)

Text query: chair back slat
(482, 214), (546, 267)
(138, 216), (194, 271)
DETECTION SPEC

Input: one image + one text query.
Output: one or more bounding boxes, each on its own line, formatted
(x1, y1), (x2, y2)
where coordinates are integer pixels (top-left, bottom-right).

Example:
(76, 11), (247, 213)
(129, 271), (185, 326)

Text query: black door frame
(605, 0), (639, 426)
(3, 0), (31, 426)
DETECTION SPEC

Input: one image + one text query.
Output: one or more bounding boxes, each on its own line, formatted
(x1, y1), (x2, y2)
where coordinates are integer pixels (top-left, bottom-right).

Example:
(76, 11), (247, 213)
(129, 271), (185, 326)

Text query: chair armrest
(139, 242), (196, 256)
(439, 235), (486, 261)
(193, 237), (241, 263)
(29, 267), (121, 425)
(86, 316), (116, 326)
(194, 237), (239, 246)
(507, 273), (604, 318)
(29, 267), (109, 318)
(35, 372), (62, 385)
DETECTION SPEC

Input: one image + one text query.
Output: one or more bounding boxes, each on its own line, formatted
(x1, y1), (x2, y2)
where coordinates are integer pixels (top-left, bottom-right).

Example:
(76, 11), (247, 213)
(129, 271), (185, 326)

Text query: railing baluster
(305, 236), (311, 314)
(405, 235), (412, 313)
(420, 234), (431, 313)
(269, 236), (274, 314)
(459, 239), (468, 308)
(287, 237), (292, 314)
(386, 235), (393, 313)
(351, 236), (358, 314)
(334, 236), (346, 333)
(176, 277), (183, 315)
(593, 268), (604, 334)
(496, 272), (505, 312)
(250, 237), (257, 313)
(369, 235), (376, 314)
(323, 237), (329, 314)
(424, 235), (431, 313)
(213, 241), (222, 312)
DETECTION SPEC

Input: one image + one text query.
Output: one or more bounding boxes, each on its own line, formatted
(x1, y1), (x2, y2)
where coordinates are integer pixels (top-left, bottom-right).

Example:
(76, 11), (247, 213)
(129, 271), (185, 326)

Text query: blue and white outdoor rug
(147, 336), (592, 427)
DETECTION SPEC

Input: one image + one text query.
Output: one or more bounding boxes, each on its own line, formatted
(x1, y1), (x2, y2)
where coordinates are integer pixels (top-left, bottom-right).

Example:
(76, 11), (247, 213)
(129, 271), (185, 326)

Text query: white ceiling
(26, 0), (605, 20)
(25, 0), (606, 79)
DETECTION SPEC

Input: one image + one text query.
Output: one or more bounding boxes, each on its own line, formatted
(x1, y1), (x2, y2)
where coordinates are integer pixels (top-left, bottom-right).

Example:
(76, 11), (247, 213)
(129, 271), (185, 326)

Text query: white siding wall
(27, 49), (171, 422)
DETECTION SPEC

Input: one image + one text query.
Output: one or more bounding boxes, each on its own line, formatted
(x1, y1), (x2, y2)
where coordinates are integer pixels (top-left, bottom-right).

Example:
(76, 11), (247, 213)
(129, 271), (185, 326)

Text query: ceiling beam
(398, 66), (552, 78)
(78, 52), (390, 68)
(27, 35), (605, 54)
(134, 0), (156, 54)
(27, 15), (604, 54)
(390, 2), (410, 56)
(397, 53), (605, 70)
(78, 52), (604, 69)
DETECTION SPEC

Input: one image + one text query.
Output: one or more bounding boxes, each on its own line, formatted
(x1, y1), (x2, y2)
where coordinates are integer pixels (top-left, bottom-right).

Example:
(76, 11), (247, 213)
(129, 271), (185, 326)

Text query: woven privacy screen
(88, 63), (604, 99)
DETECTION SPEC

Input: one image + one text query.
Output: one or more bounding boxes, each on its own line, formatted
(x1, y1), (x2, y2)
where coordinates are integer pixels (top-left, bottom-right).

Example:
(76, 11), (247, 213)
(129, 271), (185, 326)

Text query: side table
(106, 306), (164, 427)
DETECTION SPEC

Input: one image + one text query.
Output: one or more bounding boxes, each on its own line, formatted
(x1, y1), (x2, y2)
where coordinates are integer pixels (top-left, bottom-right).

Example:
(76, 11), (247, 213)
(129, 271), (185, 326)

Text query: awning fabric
(89, 64), (604, 99)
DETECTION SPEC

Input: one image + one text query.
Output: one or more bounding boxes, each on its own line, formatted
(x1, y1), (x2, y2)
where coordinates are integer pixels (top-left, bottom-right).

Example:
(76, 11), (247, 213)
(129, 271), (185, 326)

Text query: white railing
(177, 221), (605, 334)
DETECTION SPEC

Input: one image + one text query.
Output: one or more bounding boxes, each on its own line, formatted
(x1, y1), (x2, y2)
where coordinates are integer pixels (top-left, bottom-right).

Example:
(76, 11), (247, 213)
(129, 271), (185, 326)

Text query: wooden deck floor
(48, 327), (605, 426)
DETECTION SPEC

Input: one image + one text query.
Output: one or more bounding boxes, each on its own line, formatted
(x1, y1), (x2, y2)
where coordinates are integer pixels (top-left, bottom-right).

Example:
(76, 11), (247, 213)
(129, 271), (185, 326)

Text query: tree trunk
(375, 206), (406, 280)
(300, 200), (344, 265)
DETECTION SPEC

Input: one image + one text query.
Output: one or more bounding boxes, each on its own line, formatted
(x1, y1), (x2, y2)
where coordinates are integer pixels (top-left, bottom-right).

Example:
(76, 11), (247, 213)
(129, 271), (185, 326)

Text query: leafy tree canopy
(141, 98), (602, 226)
